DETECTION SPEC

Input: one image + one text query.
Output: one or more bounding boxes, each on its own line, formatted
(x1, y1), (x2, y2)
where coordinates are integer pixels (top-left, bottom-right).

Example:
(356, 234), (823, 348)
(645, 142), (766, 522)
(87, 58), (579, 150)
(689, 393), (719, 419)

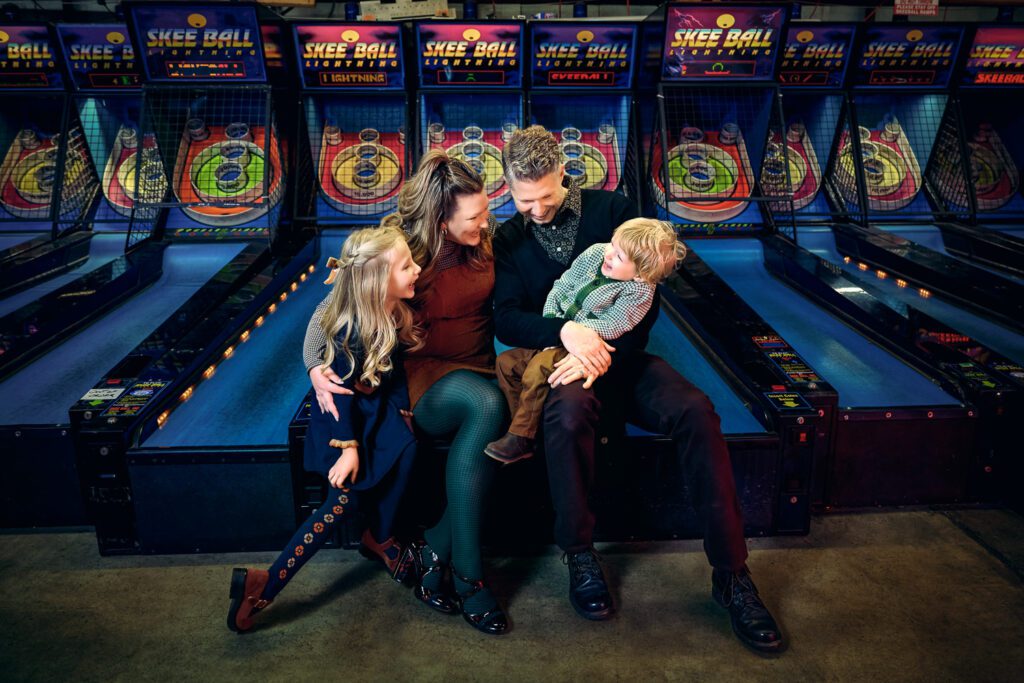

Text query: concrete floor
(2, 509), (1023, 682)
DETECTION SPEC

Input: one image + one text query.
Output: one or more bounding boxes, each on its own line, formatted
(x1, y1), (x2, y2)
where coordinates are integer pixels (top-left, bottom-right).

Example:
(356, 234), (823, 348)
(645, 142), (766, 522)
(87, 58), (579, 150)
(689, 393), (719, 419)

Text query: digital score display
(531, 22), (637, 89)
(662, 4), (785, 81)
(853, 25), (963, 87)
(778, 24), (854, 88)
(417, 22), (522, 88)
(0, 25), (64, 89)
(127, 2), (265, 83)
(57, 24), (140, 90)
(963, 27), (1024, 86)
(294, 23), (403, 90)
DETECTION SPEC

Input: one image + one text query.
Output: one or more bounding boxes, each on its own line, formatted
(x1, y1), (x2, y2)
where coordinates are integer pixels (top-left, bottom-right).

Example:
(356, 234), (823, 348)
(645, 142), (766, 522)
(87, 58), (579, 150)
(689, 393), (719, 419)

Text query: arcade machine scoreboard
(292, 21), (409, 226)
(415, 20), (524, 219)
(124, 1), (284, 242)
(648, 4), (789, 235)
(931, 25), (1024, 275)
(0, 23), (98, 292)
(528, 20), (639, 200)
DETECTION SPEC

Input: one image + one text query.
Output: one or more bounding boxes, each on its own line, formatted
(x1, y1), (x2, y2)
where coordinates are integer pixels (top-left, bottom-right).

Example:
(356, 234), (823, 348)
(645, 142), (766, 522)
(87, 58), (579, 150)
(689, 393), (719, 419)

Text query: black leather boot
(565, 548), (614, 620)
(712, 567), (784, 653)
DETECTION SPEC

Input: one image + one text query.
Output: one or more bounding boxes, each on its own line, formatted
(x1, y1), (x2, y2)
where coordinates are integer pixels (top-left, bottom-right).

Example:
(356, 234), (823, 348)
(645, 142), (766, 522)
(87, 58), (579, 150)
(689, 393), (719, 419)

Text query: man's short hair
(503, 125), (562, 186)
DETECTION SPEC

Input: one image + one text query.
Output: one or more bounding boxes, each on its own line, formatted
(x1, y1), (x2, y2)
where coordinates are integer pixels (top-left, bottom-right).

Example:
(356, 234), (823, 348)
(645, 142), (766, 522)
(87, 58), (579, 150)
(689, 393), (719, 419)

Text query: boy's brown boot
(484, 433), (535, 465)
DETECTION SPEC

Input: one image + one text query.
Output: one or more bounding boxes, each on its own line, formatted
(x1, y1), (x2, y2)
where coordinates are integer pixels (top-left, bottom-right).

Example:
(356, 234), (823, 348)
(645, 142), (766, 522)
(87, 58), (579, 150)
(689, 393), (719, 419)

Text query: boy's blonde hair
(320, 225), (422, 387)
(613, 218), (687, 284)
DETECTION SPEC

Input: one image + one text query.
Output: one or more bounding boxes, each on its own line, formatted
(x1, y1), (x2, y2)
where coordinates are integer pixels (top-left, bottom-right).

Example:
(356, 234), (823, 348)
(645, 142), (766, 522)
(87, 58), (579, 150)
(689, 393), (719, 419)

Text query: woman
(305, 150), (510, 635)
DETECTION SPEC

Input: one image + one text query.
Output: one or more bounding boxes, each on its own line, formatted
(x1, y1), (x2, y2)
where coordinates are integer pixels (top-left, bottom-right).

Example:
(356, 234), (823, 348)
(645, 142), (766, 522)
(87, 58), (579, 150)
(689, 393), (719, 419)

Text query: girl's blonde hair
(380, 149), (492, 291)
(320, 225), (422, 387)
(613, 218), (687, 284)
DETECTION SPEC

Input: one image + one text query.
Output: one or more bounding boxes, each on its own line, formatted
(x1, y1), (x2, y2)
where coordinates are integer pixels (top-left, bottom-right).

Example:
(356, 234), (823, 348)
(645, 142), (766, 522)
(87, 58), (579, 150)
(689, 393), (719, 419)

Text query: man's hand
(328, 447), (359, 489)
(399, 409), (414, 433)
(311, 365), (354, 421)
(548, 352), (601, 389)
(560, 321), (614, 377)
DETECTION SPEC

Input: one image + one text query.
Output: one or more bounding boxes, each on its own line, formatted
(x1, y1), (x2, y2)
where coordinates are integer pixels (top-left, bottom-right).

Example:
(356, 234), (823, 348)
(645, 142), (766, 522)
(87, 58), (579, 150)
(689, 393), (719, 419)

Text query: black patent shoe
(404, 540), (458, 615)
(712, 567), (785, 654)
(564, 548), (614, 620)
(452, 567), (510, 636)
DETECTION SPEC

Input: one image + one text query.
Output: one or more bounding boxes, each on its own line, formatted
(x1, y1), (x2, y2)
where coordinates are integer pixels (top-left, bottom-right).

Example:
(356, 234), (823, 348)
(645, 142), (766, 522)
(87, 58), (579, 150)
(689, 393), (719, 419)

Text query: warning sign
(894, 0), (939, 17)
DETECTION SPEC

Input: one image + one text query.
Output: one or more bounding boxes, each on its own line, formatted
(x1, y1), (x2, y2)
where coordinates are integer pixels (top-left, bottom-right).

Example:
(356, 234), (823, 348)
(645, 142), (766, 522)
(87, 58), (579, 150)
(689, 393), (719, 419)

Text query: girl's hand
(311, 365), (354, 421)
(328, 447), (359, 489)
(399, 409), (414, 433)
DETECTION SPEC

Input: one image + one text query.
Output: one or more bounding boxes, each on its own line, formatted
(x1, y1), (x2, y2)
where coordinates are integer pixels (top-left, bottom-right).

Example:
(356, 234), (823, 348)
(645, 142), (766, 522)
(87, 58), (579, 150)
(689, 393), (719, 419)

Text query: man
(492, 126), (784, 653)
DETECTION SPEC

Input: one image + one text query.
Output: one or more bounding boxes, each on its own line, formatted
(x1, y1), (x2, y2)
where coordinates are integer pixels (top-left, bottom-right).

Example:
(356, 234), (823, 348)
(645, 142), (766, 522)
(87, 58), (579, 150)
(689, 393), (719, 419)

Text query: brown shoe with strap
(227, 568), (271, 633)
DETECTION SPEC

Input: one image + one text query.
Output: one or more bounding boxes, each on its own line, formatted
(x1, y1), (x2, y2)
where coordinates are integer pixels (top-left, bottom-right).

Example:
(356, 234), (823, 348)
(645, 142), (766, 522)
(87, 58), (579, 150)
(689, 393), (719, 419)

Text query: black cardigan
(493, 189), (658, 353)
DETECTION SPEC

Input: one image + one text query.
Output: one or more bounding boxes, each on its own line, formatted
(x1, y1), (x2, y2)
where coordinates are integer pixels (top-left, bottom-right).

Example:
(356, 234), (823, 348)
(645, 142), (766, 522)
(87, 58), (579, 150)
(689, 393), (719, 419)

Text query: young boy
(486, 217), (686, 464)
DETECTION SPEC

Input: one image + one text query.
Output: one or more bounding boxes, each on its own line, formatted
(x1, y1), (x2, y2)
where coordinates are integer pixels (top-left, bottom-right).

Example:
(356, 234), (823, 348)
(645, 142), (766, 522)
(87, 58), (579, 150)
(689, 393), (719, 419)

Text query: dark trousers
(542, 351), (748, 571)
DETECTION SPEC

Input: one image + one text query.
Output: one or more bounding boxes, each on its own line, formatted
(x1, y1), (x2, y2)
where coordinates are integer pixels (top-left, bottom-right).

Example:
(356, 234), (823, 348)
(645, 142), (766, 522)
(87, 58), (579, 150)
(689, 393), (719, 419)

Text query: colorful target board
(294, 22), (408, 223)
(528, 22), (637, 193)
(651, 6), (786, 230)
(125, 2), (283, 235)
(840, 25), (964, 215)
(416, 22), (524, 218)
(770, 24), (857, 215)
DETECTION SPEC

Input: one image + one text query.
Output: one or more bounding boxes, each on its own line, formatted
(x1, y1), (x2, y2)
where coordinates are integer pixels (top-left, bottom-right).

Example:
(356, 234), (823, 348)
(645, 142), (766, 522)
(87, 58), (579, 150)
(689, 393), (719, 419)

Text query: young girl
(227, 225), (422, 633)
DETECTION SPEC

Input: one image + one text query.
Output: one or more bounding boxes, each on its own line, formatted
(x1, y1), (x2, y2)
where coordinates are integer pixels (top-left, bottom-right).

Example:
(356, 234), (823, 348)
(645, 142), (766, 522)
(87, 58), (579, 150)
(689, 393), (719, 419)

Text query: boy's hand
(549, 352), (600, 388)
(311, 365), (354, 421)
(560, 322), (614, 377)
(328, 447), (359, 489)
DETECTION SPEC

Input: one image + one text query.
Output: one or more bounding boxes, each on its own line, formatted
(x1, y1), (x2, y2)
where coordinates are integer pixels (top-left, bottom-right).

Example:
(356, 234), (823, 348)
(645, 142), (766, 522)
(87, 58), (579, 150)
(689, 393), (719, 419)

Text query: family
(225, 125), (784, 653)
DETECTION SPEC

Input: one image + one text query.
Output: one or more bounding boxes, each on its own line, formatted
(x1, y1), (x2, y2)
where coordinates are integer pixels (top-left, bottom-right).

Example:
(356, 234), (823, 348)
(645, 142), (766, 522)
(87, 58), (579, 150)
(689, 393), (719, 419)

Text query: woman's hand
(328, 447), (359, 489)
(548, 352), (599, 389)
(311, 365), (354, 421)
(399, 409), (414, 433)
(559, 321), (614, 377)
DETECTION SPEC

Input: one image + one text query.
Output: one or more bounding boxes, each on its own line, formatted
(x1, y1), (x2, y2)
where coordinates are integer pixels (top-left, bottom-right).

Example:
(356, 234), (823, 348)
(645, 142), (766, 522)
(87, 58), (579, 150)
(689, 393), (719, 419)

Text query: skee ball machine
(648, 5), (789, 236)
(768, 22), (857, 225)
(528, 19), (640, 199)
(932, 25), (1024, 274)
(838, 24), (965, 227)
(57, 22), (162, 244)
(292, 21), (409, 227)
(125, 2), (284, 242)
(415, 20), (524, 220)
(0, 24), (96, 255)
